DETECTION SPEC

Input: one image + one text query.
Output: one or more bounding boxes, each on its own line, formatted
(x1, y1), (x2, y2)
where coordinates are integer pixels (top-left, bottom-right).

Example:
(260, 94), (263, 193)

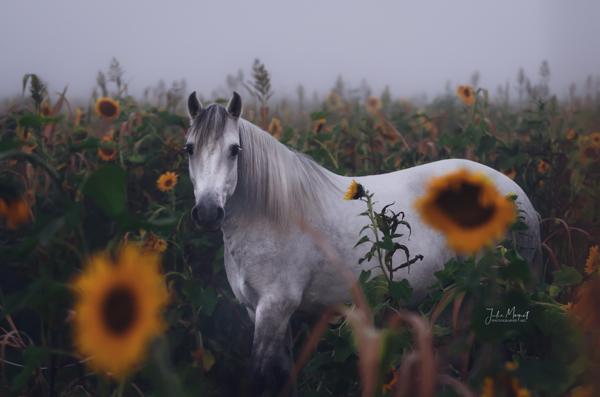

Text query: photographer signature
(485, 306), (530, 325)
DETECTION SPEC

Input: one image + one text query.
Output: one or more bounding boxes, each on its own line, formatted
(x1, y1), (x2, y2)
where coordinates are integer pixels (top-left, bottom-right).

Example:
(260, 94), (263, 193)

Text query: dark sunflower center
(164, 179), (173, 187)
(434, 182), (496, 228)
(463, 88), (471, 97)
(99, 101), (117, 117)
(101, 285), (138, 335)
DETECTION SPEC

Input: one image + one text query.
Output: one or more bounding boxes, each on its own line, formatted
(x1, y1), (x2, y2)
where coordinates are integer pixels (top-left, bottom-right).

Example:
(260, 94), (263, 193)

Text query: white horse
(184, 92), (541, 395)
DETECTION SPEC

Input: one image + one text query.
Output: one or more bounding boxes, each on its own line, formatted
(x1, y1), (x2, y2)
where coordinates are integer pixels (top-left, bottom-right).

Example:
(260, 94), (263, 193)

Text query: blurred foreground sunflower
(71, 245), (168, 379)
(343, 179), (365, 200)
(415, 169), (516, 255)
(157, 171), (178, 192)
(456, 85), (476, 106)
(95, 97), (121, 119)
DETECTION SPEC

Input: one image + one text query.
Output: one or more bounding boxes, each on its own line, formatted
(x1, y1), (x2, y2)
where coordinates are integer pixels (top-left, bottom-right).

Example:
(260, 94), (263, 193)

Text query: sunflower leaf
(82, 165), (127, 217)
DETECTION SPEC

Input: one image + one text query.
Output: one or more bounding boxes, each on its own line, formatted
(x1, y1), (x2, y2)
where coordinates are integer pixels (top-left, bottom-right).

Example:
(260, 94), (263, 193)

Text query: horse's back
(347, 158), (542, 282)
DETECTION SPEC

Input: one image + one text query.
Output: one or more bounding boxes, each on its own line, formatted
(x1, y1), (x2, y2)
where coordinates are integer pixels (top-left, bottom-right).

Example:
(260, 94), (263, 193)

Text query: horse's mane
(187, 104), (341, 228)
(233, 119), (341, 227)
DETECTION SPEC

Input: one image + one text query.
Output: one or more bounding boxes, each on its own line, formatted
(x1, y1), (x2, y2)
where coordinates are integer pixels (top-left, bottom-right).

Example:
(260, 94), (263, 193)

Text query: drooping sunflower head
(95, 97), (121, 119)
(71, 245), (168, 379)
(456, 85), (476, 106)
(156, 171), (178, 192)
(268, 117), (282, 140)
(343, 179), (365, 200)
(97, 135), (117, 161)
(415, 169), (517, 255)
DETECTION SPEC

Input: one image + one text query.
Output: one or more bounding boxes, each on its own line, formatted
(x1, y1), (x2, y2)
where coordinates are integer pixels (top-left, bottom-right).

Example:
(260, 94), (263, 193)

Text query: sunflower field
(1, 60), (599, 397)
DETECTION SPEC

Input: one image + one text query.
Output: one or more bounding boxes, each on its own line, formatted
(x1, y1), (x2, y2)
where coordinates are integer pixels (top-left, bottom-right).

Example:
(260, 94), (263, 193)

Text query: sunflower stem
(363, 193), (391, 283)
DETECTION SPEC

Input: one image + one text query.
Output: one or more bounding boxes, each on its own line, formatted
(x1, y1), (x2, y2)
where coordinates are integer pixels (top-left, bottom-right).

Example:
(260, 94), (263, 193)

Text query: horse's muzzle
(191, 202), (224, 230)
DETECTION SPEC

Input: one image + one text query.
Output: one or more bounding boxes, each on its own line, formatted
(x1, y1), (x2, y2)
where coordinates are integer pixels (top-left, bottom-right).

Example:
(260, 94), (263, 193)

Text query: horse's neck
(224, 121), (343, 230)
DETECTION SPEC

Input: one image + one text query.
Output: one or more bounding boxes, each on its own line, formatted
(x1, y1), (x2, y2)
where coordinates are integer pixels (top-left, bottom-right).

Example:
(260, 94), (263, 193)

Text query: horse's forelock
(189, 104), (230, 148)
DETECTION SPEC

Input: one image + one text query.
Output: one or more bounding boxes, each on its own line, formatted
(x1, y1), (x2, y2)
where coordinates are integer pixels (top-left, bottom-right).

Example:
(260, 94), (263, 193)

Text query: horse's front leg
(251, 293), (300, 396)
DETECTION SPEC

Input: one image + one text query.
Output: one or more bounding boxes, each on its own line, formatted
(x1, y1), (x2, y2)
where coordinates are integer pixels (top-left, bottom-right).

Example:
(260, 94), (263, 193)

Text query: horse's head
(185, 91), (243, 230)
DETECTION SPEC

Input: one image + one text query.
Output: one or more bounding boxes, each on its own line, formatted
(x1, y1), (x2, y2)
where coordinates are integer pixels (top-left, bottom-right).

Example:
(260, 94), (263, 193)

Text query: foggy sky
(1, 0), (599, 101)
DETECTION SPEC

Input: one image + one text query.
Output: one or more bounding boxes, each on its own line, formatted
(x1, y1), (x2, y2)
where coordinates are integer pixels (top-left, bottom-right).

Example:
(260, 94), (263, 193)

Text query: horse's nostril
(216, 207), (224, 222)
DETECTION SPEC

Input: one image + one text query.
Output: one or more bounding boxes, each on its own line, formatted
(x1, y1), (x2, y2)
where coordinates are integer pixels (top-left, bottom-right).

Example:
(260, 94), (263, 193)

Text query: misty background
(1, 0), (599, 102)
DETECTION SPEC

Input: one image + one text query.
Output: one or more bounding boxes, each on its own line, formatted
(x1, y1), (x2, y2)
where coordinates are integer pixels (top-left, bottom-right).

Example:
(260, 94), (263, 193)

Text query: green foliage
(1, 67), (599, 396)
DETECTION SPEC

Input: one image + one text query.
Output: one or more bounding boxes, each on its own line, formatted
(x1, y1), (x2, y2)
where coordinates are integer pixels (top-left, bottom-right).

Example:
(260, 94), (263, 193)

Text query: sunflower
(590, 132), (600, 148)
(584, 245), (599, 275)
(95, 97), (121, 119)
(456, 85), (476, 106)
(537, 160), (550, 174)
(71, 244), (168, 379)
(511, 379), (531, 397)
(579, 141), (599, 163)
(157, 171), (178, 192)
(343, 180), (365, 200)
(481, 377), (494, 397)
(268, 118), (282, 140)
(0, 197), (32, 229)
(97, 135), (117, 161)
(382, 367), (399, 392)
(366, 96), (382, 115)
(414, 169), (516, 255)
(143, 233), (168, 253)
(505, 361), (519, 371)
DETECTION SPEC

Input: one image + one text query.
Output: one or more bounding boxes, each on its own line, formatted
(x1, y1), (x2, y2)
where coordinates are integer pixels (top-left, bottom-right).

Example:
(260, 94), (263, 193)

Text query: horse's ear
(227, 91), (242, 118)
(187, 91), (202, 120)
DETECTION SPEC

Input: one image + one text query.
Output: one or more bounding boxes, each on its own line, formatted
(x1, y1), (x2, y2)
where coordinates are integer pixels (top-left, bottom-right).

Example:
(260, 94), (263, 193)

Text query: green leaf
(82, 165), (127, 217)
(552, 267), (582, 287)
(388, 279), (413, 303)
(11, 347), (50, 392)
(354, 235), (370, 248)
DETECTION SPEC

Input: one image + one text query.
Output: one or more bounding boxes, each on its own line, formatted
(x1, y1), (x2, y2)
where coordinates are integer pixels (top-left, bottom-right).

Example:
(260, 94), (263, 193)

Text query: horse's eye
(230, 144), (242, 157)
(184, 143), (194, 156)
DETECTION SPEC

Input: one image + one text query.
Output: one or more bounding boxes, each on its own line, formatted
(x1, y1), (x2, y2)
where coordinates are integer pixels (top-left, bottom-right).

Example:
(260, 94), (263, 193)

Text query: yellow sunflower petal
(414, 169), (516, 255)
(343, 179), (364, 200)
(156, 171), (178, 192)
(95, 97), (121, 119)
(71, 244), (168, 379)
